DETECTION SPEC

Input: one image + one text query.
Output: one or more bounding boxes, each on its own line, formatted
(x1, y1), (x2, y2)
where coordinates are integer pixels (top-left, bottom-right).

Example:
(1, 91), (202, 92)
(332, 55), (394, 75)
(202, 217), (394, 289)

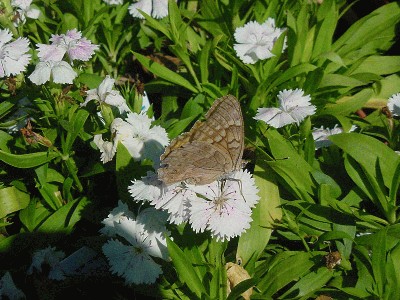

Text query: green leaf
(61, 13), (79, 31)
(0, 186), (30, 218)
(168, 0), (184, 43)
(199, 41), (212, 83)
(313, 170), (341, 199)
(320, 88), (373, 116)
(312, 0), (337, 59)
(388, 243), (400, 298)
(371, 228), (387, 296)
(0, 150), (59, 168)
(267, 63), (317, 92)
(37, 197), (89, 233)
(0, 130), (13, 152)
(19, 199), (51, 232)
(166, 236), (208, 298)
(333, 222), (357, 260)
(0, 100), (14, 118)
(35, 165), (63, 210)
(64, 107), (89, 154)
(166, 117), (196, 139)
(316, 230), (354, 247)
(264, 129), (316, 201)
(330, 133), (398, 189)
(226, 278), (258, 300)
(256, 251), (315, 296)
(237, 162), (281, 271)
(280, 267), (333, 298)
(133, 52), (198, 93)
(349, 56), (400, 76)
(333, 2), (400, 58)
(140, 11), (171, 39)
(287, 4), (308, 66)
(319, 74), (366, 89)
(389, 157), (400, 207)
(76, 73), (104, 89)
(386, 247), (400, 299)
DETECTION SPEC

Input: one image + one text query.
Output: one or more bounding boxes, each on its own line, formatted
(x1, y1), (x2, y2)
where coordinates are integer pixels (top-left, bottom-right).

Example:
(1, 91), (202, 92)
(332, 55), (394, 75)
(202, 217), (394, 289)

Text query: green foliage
(1, 0), (400, 298)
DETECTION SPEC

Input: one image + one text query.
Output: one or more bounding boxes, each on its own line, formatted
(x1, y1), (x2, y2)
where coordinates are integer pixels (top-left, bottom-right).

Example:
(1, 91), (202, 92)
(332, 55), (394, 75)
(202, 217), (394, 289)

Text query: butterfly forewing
(158, 95), (244, 185)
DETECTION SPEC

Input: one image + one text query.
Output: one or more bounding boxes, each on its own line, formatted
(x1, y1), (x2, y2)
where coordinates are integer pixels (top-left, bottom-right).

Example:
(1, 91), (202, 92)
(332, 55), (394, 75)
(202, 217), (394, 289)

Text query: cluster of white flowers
(82, 76), (166, 164)
(11, 0), (40, 25)
(0, 29), (31, 78)
(29, 29), (99, 85)
(93, 111), (169, 164)
(101, 201), (170, 284)
(233, 18), (286, 64)
(129, 169), (260, 241)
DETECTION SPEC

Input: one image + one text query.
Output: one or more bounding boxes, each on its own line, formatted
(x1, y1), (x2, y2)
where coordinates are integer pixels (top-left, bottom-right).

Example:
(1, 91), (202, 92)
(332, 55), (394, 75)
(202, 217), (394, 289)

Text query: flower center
(213, 194), (228, 213)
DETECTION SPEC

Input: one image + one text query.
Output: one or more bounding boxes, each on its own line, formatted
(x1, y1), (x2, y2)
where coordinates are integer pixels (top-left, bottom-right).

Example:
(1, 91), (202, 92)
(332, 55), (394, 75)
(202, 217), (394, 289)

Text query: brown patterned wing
(158, 95), (244, 185)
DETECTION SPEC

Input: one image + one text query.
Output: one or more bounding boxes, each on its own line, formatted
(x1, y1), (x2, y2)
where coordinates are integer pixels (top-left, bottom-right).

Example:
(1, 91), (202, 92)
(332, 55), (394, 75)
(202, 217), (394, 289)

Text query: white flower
(233, 18), (286, 64)
(387, 93), (400, 117)
(0, 272), (25, 300)
(128, 171), (163, 202)
(35, 44), (65, 62)
(141, 91), (151, 113)
(110, 113), (169, 164)
(103, 0), (123, 4)
(312, 124), (356, 149)
(254, 89), (316, 128)
(28, 61), (77, 85)
(129, 171), (193, 225)
(188, 170), (259, 241)
(136, 207), (170, 234)
(152, 183), (194, 225)
(128, 0), (171, 19)
(102, 208), (169, 285)
(131, 169), (259, 241)
(0, 29), (31, 78)
(27, 246), (66, 280)
(100, 200), (135, 236)
(11, 0), (40, 25)
(81, 75), (130, 114)
(93, 134), (116, 163)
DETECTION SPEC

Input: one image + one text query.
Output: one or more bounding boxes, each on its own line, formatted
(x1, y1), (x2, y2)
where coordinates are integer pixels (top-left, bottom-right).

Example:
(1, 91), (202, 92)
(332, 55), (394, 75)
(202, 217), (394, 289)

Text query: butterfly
(158, 95), (244, 185)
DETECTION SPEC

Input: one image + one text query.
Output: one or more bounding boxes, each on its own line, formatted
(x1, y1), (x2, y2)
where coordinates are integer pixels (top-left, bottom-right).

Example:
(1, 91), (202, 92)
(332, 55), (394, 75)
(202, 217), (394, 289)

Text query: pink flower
(37, 29), (99, 63)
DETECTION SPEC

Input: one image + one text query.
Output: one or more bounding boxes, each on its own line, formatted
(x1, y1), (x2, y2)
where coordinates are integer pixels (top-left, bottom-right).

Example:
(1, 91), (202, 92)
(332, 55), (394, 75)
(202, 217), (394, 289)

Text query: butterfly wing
(158, 141), (233, 185)
(158, 95), (244, 185)
(191, 95), (244, 171)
